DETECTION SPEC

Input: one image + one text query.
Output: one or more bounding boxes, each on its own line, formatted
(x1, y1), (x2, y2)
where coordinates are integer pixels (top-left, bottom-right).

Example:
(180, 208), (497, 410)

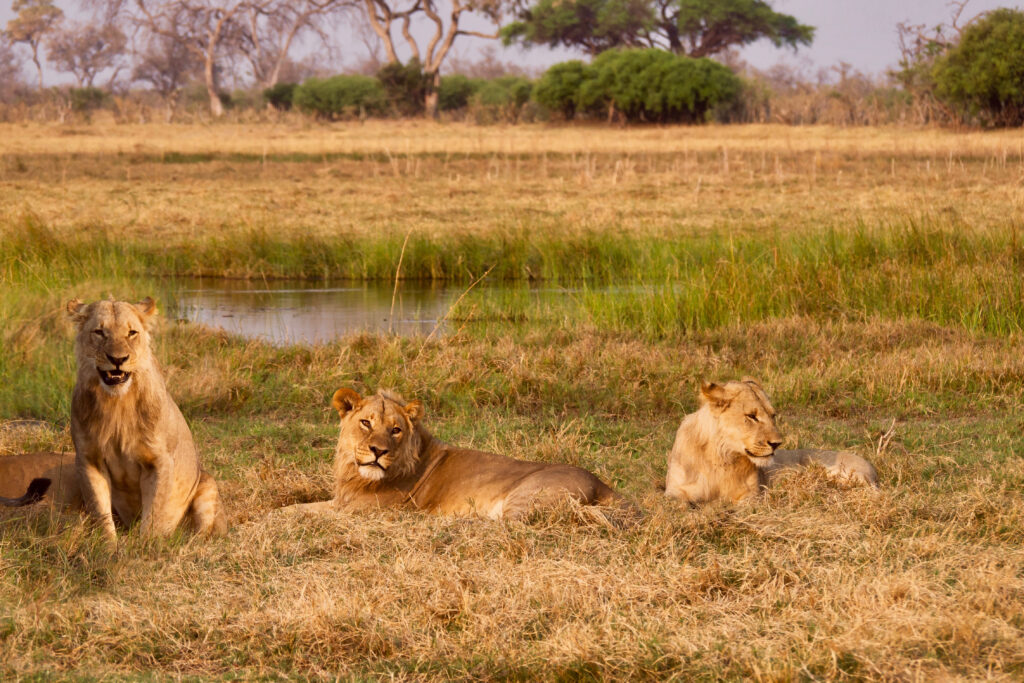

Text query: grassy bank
(1, 122), (1023, 679)
(4, 212), (1022, 337)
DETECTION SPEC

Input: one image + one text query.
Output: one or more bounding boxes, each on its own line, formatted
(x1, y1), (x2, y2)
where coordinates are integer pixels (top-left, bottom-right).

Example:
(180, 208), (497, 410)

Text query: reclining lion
(289, 388), (629, 519)
(0, 452), (79, 508)
(66, 297), (227, 541)
(665, 379), (877, 505)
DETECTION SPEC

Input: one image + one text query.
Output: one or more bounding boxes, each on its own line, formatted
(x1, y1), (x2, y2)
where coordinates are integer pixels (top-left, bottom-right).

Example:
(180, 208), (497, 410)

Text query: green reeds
(4, 212), (1022, 338)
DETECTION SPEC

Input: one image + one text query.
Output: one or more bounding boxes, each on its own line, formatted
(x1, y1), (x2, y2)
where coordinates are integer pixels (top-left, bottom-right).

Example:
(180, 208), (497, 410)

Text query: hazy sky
(738, 0), (1019, 75)
(1, 0), (1020, 84)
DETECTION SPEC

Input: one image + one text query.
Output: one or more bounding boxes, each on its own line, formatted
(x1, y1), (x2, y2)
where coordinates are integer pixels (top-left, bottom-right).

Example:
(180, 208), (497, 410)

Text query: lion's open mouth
(98, 369), (132, 386)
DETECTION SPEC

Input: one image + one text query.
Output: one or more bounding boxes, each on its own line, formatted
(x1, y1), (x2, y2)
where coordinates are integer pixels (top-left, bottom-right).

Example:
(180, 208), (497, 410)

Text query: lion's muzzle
(98, 353), (132, 386)
(99, 368), (132, 386)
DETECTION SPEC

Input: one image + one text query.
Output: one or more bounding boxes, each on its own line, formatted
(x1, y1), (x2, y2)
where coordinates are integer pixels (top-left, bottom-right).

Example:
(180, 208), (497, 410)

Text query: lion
(665, 379), (877, 505)
(288, 388), (630, 520)
(0, 452), (79, 508)
(66, 297), (227, 541)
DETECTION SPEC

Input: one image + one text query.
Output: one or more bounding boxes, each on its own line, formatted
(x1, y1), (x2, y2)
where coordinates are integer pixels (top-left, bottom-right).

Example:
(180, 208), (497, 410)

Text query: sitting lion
(65, 297), (227, 541)
(289, 388), (629, 519)
(0, 452), (79, 508)
(665, 379), (877, 505)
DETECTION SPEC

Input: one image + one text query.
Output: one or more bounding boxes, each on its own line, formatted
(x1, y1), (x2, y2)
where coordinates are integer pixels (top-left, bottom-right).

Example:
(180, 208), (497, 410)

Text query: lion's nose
(369, 445), (388, 458)
(768, 440), (782, 451)
(106, 354), (129, 367)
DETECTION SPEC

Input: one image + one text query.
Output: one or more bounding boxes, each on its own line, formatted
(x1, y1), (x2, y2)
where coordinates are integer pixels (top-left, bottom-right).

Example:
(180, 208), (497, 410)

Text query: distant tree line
(1, 0), (1022, 127)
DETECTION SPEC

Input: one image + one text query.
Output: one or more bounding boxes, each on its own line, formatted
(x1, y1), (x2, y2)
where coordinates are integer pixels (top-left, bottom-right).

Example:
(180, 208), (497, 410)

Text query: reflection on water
(175, 279), (456, 344)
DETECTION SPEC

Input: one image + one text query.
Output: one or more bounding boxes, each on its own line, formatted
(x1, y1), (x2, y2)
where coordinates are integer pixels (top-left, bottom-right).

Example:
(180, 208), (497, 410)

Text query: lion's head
(700, 378), (783, 468)
(66, 297), (158, 396)
(332, 388), (424, 484)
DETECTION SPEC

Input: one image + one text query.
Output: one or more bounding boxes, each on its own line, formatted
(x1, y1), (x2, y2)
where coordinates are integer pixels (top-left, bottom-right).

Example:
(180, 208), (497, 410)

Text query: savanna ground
(1, 118), (1023, 680)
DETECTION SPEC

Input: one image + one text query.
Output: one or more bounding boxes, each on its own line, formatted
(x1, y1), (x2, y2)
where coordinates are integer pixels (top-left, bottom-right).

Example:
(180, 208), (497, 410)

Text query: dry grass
(1, 121), (1022, 246)
(2, 317), (1022, 680)
(4, 118), (1024, 156)
(1, 121), (1023, 679)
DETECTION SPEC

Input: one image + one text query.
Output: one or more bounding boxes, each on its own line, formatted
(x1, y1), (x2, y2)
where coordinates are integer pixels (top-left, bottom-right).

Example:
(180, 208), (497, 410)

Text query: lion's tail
(0, 478), (51, 507)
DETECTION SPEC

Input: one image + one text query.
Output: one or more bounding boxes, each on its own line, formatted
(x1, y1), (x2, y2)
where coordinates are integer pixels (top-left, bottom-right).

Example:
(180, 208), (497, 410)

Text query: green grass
(4, 212), (1023, 338)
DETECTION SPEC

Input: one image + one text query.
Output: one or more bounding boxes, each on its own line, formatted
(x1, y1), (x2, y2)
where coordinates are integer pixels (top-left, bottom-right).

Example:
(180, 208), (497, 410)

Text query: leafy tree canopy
(932, 8), (1024, 126)
(533, 49), (741, 123)
(502, 0), (813, 57)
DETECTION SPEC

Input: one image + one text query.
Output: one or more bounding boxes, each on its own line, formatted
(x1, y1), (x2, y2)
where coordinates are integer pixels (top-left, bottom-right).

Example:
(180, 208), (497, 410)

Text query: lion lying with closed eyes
(665, 379), (878, 505)
(288, 388), (630, 519)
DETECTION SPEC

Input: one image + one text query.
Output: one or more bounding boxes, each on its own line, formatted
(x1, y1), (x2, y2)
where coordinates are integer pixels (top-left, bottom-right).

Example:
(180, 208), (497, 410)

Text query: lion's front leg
(187, 471), (227, 536)
(78, 459), (117, 542)
(139, 462), (186, 538)
(665, 461), (713, 506)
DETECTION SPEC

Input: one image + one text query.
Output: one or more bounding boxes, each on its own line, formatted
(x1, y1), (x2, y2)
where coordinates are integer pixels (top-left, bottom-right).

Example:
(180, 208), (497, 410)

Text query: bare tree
(0, 36), (26, 101)
(239, 0), (349, 89)
(893, 0), (985, 124)
(132, 32), (201, 120)
(101, 0), (260, 116)
(4, 0), (64, 89)
(362, 0), (507, 117)
(47, 22), (127, 87)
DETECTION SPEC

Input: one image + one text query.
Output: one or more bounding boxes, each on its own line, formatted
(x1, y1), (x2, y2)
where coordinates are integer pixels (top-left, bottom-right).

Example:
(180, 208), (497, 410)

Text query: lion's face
(701, 379), (783, 468)
(67, 298), (157, 396)
(332, 388), (423, 483)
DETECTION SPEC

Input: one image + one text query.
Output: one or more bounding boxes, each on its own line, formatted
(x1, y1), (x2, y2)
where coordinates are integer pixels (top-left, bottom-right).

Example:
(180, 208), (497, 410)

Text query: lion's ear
(66, 298), (88, 327)
(134, 297), (158, 328)
(404, 400), (424, 424)
(332, 388), (362, 417)
(700, 381), (731, 408)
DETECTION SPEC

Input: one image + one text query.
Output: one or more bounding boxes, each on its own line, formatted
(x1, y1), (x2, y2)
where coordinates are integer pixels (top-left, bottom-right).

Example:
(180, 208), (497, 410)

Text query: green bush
(532, 60), (591, 119)
(581, 48), (740, 123)
(470, 75), (534, 122)
(262, 82), (298, 110)
(293, 75), (387, 119)
(438, 74), (483, 111)
(377, 59), (428, 116)
(69, 86), (107, 112)
(229, 88), (262, 110)
(932, 8), (1024, 126)
(535, 49), (740, 123)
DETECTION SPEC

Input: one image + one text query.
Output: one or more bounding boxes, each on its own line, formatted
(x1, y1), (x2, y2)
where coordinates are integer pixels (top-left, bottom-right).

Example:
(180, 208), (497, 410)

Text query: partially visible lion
(288, 388), (630, 519)
(66, 297), (226, 541)
(0, 452), (80, 508)
(665, 379), (877, 505)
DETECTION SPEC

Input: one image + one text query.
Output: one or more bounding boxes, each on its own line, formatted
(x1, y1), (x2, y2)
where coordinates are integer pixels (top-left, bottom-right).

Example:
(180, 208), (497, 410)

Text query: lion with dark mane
(290, 388), (630, 519)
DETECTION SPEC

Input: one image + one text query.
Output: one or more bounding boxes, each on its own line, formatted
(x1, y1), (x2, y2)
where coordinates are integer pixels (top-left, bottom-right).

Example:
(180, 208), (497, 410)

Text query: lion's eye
(359, 419), (371, 429)
(391, 426), (402, 435)
(92, 329), (105, 338)
(128, 330), (138, 338)
(746, 413), (758, 422)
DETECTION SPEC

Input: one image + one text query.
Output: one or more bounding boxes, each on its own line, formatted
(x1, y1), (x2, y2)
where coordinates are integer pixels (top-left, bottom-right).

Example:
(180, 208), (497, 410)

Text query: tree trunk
(31, 45), (43, 90)
(204, 50), (224, 117)
(424, 70), (440, 119)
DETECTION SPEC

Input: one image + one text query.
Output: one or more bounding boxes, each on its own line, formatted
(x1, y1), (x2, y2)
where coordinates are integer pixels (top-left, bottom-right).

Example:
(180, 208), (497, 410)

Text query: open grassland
(1, 121), (1023, 680)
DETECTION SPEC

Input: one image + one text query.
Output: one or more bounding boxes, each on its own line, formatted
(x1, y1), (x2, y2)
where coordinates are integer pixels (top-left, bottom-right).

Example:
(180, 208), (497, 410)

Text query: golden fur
(0, 452), (81, 509)
(66, 297), (226, 541)
(289, 388), (628, 519)
(665, 379), (878, 505)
